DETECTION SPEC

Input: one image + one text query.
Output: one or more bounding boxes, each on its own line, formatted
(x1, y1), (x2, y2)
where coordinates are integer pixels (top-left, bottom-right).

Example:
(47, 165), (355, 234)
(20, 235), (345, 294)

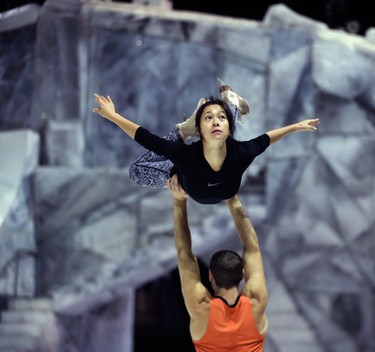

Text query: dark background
(0, 0), (373, 35)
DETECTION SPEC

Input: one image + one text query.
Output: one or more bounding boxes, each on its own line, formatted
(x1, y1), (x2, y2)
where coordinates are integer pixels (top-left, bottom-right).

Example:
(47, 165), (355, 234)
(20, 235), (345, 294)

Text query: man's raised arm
(225, 195), (268, 335)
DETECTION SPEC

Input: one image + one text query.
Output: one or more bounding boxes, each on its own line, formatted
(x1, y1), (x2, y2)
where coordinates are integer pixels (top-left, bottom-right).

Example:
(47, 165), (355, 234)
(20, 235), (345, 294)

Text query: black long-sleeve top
(134, 127), (270, 204)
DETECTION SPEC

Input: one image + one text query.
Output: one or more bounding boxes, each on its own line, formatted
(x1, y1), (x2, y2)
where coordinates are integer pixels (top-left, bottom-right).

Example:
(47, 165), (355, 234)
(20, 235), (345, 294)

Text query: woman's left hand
(297, 118), (320, 131)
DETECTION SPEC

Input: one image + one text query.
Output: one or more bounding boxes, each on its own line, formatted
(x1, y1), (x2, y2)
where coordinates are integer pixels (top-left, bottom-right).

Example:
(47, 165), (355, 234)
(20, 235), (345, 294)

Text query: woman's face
(198, 104), (230, 142)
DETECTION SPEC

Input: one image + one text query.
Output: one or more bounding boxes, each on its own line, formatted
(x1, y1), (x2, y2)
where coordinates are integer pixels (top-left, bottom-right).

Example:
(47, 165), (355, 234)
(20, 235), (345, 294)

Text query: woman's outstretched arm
(266, 118), (320, 144)
(92, 93), (139, 139)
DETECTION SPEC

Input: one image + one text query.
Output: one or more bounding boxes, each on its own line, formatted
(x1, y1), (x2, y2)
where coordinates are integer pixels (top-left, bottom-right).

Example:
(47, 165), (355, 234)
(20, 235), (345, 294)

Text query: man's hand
(167, 175), (188, 200)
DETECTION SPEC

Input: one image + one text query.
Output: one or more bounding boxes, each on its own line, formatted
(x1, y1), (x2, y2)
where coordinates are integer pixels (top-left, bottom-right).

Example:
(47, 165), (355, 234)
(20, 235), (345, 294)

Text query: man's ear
(208, 269), (213, 282)
(242, 268), (245, 279)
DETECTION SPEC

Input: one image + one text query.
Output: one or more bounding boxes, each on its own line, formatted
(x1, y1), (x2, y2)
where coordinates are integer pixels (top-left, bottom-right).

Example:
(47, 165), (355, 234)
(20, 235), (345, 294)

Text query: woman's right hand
(92, 93), (116, 120)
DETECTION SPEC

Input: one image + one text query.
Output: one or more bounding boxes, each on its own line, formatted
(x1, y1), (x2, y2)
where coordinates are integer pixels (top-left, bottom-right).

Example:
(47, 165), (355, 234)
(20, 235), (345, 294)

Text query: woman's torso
(134, 128), (270, 204)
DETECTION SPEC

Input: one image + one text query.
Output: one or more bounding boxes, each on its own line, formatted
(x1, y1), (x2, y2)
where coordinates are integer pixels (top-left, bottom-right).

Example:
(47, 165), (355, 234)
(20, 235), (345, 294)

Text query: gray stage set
(0, 0), (374, 351)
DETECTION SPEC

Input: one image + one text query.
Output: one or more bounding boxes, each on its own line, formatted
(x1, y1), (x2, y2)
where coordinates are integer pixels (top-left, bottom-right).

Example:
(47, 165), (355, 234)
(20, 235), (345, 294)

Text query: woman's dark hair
(209, 249), (243, 289)
(195, 96), (236, 136)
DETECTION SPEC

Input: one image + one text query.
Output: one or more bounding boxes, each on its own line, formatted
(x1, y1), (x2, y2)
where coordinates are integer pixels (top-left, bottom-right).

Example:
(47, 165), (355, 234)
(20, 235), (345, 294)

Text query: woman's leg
(220, 85), (250, 115)
(175, 97), (207, 139)
(128, 128), (181, 188)
(129, 96), (209, 188)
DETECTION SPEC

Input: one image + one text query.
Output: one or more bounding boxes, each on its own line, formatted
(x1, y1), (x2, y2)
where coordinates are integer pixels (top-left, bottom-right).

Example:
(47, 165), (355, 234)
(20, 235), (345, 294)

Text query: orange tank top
(193, 295), (265, 352)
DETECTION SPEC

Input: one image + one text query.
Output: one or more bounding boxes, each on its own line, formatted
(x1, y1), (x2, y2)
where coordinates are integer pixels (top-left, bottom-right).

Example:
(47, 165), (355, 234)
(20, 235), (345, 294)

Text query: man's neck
(215, 287), (240, 306)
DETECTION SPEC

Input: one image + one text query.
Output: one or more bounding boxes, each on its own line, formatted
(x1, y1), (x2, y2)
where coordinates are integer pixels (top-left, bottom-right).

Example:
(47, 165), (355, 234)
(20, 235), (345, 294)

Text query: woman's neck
(202, 140), (226, 171)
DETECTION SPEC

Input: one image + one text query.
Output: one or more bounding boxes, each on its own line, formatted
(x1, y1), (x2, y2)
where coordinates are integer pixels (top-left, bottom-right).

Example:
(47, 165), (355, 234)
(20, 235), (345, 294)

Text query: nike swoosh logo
(208, 182), (222, 187)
